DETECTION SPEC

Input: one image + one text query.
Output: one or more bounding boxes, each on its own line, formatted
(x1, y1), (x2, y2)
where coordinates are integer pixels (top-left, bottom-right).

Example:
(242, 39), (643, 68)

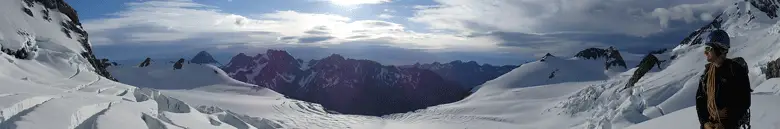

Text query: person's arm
(695, 74), (709, 125)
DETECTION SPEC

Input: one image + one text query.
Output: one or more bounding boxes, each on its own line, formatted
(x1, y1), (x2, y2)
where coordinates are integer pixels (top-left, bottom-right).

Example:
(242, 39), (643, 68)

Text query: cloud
(410, 0), (733, 36)
(278, 35), (336, 43)
(304, 26), (331, 35)
(650, 0), (732, 28)
(84, 0), (497, 51)
(378, 14), (394, 19)
(299, 36), (336, 43)
(323, 0), (392, 5)
(85, 0), (723, 66)
(469, 26), (697, 58)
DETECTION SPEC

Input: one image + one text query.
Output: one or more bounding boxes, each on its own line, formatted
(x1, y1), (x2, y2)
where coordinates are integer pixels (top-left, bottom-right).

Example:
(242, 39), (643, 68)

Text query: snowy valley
(1, 0), (780, 129)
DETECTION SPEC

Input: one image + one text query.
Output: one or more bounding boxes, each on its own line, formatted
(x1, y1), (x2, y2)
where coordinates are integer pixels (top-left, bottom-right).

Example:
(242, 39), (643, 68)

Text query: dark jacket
(695, 59), (751, 128)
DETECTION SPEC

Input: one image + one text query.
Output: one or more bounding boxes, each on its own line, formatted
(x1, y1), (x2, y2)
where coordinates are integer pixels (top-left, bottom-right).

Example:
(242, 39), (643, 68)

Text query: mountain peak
(323, 54), (346, 61)
(191, 50), (219, 65)
(574, 48), (608, 59)
(466, 61), (479, 66)
(450, 60), (463, 64)
(541, 53), (556, 62)
(544, 53), (555, 57)
(263, 49), (295, 61)
(236, 53), (248, 57)
(265, 49), (291, 57)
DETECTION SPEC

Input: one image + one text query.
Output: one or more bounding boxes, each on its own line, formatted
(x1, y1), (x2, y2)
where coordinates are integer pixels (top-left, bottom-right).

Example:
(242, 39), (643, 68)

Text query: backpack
(730, 57), (751, 129)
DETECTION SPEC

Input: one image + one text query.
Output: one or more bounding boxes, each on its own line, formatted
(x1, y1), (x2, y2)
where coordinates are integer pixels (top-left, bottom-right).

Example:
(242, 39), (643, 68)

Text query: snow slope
(627, 95), (780, 129)
(0, 0), (294, 129)
(403, 1), (780, 128)
(471, 55), (611, 95)
(108, 63), (281, 97)
(376, 1), (780, 128)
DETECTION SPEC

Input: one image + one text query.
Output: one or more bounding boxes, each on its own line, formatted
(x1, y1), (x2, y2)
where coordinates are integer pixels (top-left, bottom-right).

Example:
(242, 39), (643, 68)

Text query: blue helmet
(704, 29), (730, 50)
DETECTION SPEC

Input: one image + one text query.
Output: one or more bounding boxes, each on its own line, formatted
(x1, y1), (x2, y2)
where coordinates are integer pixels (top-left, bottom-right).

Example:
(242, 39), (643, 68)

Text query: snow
(2, 0), (780, 129)
(470, 56), (610, 94)
(754, 78), (780, 95)
(0, 1), (294, 129)
(627, 95), (780, 129)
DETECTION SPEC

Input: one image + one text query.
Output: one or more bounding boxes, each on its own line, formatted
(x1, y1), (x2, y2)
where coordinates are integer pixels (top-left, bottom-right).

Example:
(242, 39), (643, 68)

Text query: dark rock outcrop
(765, 57), (780, 79)
(574, 46), (627, 70)
(649, 48), (668, 55)
(625, 54), (665, 89)
(139, 58), (151, 67)
(173, 58), (185, 70)
(223, 50), (469, 116)
(749, 0), (780, 19)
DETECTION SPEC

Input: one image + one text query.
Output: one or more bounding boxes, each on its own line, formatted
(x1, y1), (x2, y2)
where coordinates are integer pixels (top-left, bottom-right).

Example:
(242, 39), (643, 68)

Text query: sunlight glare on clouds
(328, 0), (391, 6)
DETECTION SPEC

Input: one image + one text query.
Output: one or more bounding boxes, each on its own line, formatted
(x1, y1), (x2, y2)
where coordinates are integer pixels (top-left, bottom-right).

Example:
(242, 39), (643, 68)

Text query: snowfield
(2, 0), (780, 129)
(627, 95), (780, 129)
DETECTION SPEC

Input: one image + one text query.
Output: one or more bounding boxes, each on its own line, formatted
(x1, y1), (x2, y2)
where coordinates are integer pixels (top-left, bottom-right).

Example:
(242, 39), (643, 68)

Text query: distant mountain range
(221, 50), (519, 116)
(401, 61), (518, 91)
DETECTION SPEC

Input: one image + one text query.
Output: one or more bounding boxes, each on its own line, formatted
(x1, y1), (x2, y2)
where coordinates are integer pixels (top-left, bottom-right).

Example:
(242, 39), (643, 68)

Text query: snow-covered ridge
(469, 54), (613, 94)
(0, 0), (294, 128)
(1, 0), (113, 80)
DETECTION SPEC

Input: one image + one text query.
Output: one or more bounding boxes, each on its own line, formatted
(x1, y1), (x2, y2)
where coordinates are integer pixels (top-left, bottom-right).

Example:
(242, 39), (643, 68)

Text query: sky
(65, 0), (736, 66)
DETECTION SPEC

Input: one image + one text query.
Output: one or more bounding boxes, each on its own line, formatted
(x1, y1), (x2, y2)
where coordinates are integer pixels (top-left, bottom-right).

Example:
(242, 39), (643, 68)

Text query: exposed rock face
(749, 0), (780, 19)
(625, 54), (665, 89)
(173, 58), (185, 70)
(222, 50), (469, 116)
(605, 47), (627, 70)
(139, 58), (151, 67)
(765, 57), (780, 79)
(574, 47), (627, 70)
